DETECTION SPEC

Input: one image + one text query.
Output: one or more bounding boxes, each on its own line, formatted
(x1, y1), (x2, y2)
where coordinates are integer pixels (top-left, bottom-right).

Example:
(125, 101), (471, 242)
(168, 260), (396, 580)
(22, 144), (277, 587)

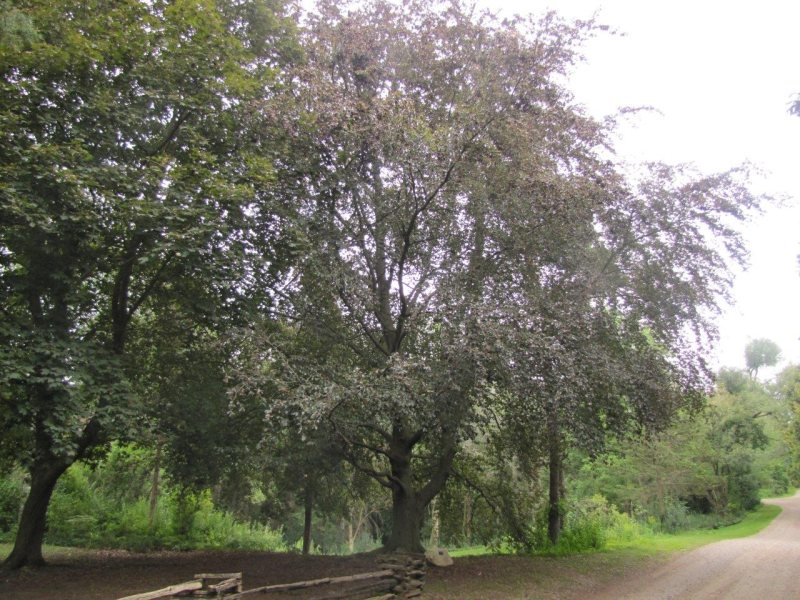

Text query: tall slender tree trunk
(148, 442), (161, 530)
(462, 494), (473, 543)
(346, 518), (355, 554)
(302, 480), (313, 555)
(547, 425), (564, 546)
(428, 496), (440, 548)
(3, 459), (69, 569)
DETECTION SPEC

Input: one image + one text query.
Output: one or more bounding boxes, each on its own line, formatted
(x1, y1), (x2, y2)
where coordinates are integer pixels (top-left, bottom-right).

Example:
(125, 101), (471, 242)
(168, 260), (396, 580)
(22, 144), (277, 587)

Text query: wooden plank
(195, 573), (243, 581)
(116, 580), (203, 600)
(208, 577), (242, 593)
(304, 578), (395, 600)
(226, 569), (395, 598)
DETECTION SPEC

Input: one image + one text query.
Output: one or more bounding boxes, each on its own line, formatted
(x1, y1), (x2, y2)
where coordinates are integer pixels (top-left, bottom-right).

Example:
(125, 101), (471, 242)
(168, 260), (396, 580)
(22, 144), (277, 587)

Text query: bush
(46, 464), (108, 547)
(659, 497), (691, 533)
(535, 495), (648, 555)
(726, 458), (761, 512)
(768, 464), (790, 495)
(0, 471), (25, 534)
(43, 462), (287, 552)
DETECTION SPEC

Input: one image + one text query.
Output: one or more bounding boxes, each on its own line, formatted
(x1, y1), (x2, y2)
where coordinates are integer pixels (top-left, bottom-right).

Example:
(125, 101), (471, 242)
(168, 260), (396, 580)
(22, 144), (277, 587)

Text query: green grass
(761, 486), (797, 499)
(447, 503), (783, 560)
(606, 503), (782, 556)
(0, 542), (96, 562)
(450, 545), (495, 557)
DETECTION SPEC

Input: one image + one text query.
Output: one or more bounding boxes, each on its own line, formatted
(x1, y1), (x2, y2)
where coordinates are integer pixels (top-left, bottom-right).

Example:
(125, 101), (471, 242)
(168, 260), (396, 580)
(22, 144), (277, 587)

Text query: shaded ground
(425, 552), (662, 599)
(592, 491), (800, 600)
(0, 550), (379, 599)
(0, 545), (659, 600)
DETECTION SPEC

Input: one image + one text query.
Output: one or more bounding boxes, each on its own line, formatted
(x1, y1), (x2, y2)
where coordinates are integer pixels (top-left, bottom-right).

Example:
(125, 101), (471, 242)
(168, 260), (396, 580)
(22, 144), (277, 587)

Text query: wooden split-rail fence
(117, 554), (427, 600)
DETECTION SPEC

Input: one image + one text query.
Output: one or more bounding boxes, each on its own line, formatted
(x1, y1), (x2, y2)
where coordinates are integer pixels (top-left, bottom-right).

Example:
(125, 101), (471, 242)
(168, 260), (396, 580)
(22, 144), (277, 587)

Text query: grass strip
(606, 503), (781, 556)
(450, 502), (782, 559)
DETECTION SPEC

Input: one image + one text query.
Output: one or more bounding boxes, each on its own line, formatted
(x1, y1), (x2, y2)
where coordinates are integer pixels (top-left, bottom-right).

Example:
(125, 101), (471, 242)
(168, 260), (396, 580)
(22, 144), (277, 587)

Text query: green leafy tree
(717, 367), (751, 395)
(776, 364), (800, 482)
(0, 0), (295, 568)
(744, 339), (781, 380)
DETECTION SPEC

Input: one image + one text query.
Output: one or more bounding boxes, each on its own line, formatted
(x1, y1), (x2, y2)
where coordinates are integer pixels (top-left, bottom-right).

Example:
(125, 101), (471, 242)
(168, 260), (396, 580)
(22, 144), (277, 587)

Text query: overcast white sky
(480, 0), (800, 377)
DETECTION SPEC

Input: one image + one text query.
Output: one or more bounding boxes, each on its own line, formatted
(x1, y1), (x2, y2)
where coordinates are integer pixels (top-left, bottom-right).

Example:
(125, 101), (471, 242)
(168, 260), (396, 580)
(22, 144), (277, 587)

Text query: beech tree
(231, 0), (759, 552)
(0, 0), (295, 568)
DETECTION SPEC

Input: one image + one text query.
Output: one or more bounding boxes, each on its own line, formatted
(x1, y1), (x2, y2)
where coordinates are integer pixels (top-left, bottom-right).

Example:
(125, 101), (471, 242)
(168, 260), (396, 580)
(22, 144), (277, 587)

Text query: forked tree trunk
(3, 459), (69, 570)
(383, 429), (455, 553)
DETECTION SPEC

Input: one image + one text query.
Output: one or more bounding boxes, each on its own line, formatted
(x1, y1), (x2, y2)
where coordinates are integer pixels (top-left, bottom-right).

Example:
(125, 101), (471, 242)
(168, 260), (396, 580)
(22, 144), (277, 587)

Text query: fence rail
(116, 554), (426, 600)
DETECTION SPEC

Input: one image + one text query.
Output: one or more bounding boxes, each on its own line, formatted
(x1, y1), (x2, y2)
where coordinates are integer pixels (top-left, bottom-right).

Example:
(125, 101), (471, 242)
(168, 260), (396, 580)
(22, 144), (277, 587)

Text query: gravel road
(592, 491), (800, 600)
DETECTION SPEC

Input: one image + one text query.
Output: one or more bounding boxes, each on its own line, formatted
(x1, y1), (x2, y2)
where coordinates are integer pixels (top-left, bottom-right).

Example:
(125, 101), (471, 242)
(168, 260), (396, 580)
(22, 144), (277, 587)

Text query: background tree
(776, 364), (800, 482)
(744, 338), (781, 379)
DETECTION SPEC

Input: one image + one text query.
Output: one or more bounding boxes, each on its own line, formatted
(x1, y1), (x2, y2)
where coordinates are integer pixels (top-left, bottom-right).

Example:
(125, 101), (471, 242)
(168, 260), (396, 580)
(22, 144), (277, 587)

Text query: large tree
(233, 0), (759, 552)
(0, 0), (295, 568)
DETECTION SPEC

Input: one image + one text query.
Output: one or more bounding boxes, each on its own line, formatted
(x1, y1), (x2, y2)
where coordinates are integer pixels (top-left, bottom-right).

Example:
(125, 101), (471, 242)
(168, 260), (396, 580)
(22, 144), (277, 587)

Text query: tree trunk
(547, 431), (564, 546)
(462, 494), (473, 543)
(302, 482), (313, 555)
(385, 434), (425, 553)
(383, 428), (455, 553)
(346, 518), (355, 554)
(428, 496), (440, 548)
(386, 485), (425, 552)
(3, 459), (69, 569)
(148, 443), (161, 530)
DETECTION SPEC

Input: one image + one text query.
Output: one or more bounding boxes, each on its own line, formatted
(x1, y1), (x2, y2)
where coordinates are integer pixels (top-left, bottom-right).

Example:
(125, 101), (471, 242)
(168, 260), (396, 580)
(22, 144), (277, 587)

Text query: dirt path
(592, 491), (800, 600)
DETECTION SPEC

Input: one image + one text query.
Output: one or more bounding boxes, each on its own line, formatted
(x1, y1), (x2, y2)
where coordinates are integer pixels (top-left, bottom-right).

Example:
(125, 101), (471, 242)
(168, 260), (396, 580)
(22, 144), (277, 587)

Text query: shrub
(768, 464), (790, 495)
(0, 471), (25, 534)
(659, 496), (690, 533)
(46, 463), (108, 547)
(42, 462), (287, 552)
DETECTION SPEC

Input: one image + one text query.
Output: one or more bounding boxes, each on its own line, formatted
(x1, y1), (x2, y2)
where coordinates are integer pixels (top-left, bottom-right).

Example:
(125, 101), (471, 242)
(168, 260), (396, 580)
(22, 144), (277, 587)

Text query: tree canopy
(1, 0), (764, 565)
(227, 0), (759, 552)
(0, 0), (297, 568)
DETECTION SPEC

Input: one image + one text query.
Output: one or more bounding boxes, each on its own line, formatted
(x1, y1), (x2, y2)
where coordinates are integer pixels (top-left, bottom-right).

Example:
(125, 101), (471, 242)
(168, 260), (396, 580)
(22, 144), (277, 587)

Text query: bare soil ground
(0, 550), (646, 600)
(0, 545), (658, 600)
(591, 492), (800, 600)
(0, 550), (379, 599)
